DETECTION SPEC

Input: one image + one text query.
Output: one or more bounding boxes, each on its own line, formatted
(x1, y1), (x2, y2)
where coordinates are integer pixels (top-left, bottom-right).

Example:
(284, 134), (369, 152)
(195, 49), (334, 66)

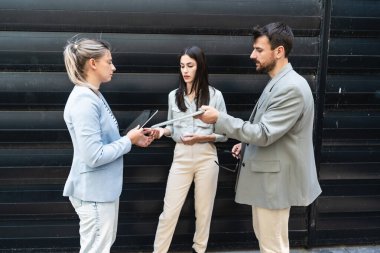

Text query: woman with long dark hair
(151, 46), (227, 253)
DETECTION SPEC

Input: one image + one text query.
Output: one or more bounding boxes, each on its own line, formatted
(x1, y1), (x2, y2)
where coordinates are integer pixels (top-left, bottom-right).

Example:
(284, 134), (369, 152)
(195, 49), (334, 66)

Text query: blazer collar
(248, 63), (293, 122)
(267, 63), (293, 92)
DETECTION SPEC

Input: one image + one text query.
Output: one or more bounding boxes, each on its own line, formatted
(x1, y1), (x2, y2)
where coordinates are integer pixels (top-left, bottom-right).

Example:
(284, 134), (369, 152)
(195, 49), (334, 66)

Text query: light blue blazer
(63, 85), (132, 202)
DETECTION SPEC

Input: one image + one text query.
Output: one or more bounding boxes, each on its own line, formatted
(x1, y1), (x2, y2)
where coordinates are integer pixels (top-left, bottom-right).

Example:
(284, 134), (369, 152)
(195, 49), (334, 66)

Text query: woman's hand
(231, 143), (242, 159)
(126, 126), (153, 147)
(149, 127), (166, 139)
(181, 133), (216, 145)
(181, 134), (200, 145)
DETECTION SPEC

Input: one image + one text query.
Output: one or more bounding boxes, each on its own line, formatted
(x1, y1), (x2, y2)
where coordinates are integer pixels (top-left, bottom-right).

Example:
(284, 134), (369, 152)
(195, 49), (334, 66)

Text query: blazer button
(242, 162), (245, 167)
(246, 144), (249, 146)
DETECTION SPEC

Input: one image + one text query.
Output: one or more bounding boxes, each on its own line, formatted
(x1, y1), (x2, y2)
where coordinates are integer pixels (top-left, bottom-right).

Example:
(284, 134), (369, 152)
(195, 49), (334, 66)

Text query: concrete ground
(200, 245), (380, 253)
(14, 245), (377, 253)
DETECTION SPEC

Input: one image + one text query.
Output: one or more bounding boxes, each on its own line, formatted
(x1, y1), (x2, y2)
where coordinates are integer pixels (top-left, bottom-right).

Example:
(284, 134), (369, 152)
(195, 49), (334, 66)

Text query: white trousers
(153, 143), (219, 253)
(70, 196), (119, 253)
(252, 206), (290, 253)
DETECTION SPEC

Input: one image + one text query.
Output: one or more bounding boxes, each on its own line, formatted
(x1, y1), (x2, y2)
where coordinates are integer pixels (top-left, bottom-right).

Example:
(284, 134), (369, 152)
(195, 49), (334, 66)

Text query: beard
(255, 58), (277, 74)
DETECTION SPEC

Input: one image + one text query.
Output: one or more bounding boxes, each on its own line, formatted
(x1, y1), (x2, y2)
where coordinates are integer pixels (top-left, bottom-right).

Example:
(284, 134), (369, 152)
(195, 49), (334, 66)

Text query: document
(150, 110), (204, 128)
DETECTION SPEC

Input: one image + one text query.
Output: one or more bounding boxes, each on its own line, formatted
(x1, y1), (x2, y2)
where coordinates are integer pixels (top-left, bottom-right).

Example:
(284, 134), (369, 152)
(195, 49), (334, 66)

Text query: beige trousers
(252, 206), (291, 253)
(153, 143), (219, 253)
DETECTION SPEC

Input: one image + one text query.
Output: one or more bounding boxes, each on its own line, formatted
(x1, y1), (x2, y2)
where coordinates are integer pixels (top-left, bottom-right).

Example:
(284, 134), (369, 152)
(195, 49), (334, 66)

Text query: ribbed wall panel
(0, 0), (379, 251)
(316, 0), (380, 246)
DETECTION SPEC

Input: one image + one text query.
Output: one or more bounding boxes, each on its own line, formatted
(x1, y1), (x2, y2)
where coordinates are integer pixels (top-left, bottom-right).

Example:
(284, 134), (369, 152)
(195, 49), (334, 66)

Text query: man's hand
(198, 105), (219, 124)
(231, 143), (242, 159)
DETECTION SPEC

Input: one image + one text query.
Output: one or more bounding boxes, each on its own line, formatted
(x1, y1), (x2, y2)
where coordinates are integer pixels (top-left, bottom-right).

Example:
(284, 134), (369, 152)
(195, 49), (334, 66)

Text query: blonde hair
(63, 37), (111, 86)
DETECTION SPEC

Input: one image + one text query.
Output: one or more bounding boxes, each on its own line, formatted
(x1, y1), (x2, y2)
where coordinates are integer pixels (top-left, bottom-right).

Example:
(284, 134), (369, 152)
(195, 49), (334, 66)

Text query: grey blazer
(63, 85), (132, 202)
(215, 63), (321, 209)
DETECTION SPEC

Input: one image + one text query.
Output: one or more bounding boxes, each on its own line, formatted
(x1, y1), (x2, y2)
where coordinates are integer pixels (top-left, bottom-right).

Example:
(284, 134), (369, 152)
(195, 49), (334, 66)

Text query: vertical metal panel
(316, 0), (380, 246)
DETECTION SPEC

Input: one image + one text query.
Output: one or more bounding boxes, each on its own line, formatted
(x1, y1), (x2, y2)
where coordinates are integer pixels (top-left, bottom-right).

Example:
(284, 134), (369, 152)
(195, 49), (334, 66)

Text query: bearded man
(198, 22), (322, 253)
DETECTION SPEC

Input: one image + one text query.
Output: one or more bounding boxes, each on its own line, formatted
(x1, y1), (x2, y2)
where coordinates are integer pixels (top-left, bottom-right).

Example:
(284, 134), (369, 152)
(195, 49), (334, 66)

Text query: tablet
(123, 109), (158, 134)
(139, 109), (158, 128)
(151, 110), (204, 128)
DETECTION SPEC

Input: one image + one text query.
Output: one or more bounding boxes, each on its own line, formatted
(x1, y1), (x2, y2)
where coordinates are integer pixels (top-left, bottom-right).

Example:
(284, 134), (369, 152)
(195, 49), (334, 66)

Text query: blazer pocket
(250, 160), (280, 173)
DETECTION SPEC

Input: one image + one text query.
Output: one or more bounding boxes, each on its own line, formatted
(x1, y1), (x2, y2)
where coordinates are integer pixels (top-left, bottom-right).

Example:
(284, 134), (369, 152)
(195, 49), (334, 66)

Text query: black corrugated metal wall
(314, 0), (380, 246)
(0, 0), (379, 251)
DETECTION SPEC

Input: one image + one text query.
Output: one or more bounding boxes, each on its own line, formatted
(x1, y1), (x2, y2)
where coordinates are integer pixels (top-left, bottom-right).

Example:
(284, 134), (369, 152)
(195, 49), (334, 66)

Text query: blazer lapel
(235, 97), (258, 191)
(235, 63), (293, 192)
(248, 102), (258, 122)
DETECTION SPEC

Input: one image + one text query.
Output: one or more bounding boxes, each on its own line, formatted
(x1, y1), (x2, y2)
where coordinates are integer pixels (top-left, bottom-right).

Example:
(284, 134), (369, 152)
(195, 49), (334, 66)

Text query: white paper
(150, 110), (204, 128)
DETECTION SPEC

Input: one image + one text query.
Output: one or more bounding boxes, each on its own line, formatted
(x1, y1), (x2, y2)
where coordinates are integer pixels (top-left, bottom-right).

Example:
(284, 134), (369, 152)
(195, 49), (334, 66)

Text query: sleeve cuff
(122, 136), (133, 154)
(215, 111), (228, 134)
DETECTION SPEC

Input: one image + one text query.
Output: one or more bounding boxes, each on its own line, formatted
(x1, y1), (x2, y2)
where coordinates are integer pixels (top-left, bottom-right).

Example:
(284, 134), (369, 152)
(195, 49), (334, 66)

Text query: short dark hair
(252, 22), (294, 57)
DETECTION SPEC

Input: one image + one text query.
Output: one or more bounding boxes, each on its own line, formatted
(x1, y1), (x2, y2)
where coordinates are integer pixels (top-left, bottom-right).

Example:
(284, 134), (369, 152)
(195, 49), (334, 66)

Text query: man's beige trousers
(252, 206), (291, 253)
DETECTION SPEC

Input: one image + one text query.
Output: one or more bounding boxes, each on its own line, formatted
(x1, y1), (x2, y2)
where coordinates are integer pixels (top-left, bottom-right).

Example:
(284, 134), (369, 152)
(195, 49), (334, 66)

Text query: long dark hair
(175, 46), (210, 112)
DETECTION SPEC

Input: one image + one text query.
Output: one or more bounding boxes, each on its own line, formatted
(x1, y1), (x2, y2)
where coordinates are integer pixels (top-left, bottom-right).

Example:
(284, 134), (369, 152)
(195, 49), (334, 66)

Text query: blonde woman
(63, 37), (152, 253)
